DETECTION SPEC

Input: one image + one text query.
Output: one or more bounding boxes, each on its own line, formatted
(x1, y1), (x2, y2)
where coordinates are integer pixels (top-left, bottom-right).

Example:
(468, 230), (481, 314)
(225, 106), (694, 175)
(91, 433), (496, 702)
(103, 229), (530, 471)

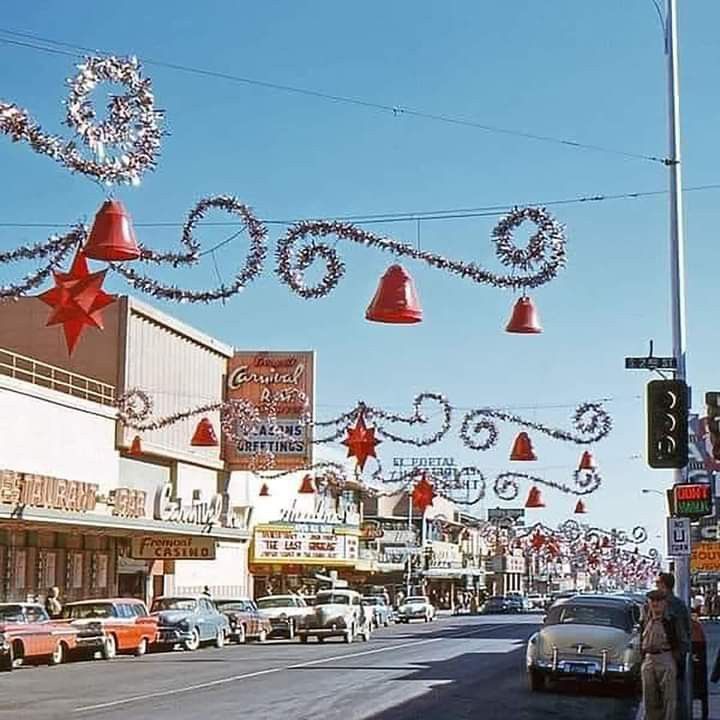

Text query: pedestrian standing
(44, 586), (62, 618)
(202, 585), (212, 598)
(642, 590), (679, 720)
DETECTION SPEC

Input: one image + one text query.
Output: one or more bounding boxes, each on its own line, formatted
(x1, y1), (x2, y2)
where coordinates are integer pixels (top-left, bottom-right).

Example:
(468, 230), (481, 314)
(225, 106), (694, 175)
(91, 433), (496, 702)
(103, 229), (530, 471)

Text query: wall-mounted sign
(107, 487), (147, 518)
(673, 483), (713, 519)
(131, 536), (217, 560)
(252, 525), (358, 566)
(692, 542), (720, 573)
(152, 482), (248, 529)
(360, 520), (384, 540)
(428, 540), (462, 569)
(278, 495), (359, 527)
(0, 469), (98, 513)
(225, 351), (314, 471)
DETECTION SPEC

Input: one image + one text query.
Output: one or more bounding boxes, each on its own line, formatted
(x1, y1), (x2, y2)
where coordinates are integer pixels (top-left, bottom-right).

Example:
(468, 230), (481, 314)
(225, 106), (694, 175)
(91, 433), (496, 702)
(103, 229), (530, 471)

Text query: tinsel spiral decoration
(0, 56), (162, 185)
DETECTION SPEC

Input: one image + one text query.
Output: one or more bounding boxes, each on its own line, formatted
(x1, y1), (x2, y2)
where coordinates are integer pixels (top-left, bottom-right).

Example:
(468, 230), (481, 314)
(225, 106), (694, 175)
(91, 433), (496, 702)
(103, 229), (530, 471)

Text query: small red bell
(83, 199), (140, 261)
(505, 296), (542, 334)
(510, 431), (537, 461)
(365, 265), (422, 324)
(191, 417), (219, 447)
(129, 435), (142, 456)
(298, 474), (315, 494)
(574, 499), (587, 514)
(259, 483), (270, 497)
(577, 450), (597, 471)
(525, 485), (545, 508)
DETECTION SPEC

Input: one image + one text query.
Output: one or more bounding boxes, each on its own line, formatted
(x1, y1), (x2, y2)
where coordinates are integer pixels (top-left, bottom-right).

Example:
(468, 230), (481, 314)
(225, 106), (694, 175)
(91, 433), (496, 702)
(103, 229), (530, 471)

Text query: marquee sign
(224, 351), (315, 471)
(252, 524), (359, 566)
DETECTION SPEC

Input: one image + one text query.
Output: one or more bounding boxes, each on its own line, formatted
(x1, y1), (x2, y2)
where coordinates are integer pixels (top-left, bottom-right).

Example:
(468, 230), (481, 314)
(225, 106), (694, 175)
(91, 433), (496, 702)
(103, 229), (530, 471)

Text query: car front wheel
(215, 628), (225, 649)
(49, 642), (66, 666)
(135, 638), (148, 657)
(101, 635), (117, 660)
(343, 626), (354, 644)
(287, 621), (295, 641)
(184, 628), (200, 651)
(528, 668), (547, 692)
(235, 624), (246, 644)
(257, 629), (267, 643)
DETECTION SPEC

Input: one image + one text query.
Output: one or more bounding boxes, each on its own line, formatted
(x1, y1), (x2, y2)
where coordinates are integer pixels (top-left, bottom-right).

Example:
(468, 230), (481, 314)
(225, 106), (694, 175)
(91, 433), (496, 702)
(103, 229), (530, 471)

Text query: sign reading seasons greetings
(252, 525), (359, 566)
(225, 351), (315, 471)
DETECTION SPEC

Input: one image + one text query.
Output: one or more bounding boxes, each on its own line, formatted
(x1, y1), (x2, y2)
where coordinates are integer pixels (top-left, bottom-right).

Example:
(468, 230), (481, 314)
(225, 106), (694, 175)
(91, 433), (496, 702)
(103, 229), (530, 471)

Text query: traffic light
(706, 392), (720, 460)
(646, 379), (688, 469)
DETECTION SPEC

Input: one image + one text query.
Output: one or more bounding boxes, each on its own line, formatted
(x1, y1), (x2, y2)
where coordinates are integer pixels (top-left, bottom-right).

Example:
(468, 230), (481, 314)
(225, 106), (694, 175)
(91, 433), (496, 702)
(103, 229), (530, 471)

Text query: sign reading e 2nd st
(673, 483), (713, 519)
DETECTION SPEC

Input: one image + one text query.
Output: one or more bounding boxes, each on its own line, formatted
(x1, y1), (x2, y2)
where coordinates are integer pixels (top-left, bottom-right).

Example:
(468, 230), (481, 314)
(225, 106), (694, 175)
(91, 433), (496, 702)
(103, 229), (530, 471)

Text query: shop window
(69, 553), (84, 590)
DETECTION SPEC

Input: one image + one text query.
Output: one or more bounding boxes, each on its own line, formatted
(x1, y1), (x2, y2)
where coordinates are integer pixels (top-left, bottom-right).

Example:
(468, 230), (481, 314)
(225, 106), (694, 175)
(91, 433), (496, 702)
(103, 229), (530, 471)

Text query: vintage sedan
(297, 589), (371, 643)
(396, 595), (436, 623)
(62, 598), (158, 659)
(526, 595), (642, 691)
(214, 598), (271, 643)
(0, 603), (78, 670)
(362, 596), (392, 628)
(150, 596), (229, 651)
(255, 595), (310, 640)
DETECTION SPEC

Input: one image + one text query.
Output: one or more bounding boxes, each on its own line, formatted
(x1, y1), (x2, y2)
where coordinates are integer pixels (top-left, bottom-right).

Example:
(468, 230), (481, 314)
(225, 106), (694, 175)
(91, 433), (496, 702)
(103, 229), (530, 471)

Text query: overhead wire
(0, 27), (669, 165)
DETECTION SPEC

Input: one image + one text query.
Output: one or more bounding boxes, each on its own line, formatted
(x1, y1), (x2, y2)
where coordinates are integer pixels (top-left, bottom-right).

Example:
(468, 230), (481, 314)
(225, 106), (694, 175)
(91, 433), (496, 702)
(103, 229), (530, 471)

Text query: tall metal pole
(665, 1), (691, 717)
(406, 493), (413, 597)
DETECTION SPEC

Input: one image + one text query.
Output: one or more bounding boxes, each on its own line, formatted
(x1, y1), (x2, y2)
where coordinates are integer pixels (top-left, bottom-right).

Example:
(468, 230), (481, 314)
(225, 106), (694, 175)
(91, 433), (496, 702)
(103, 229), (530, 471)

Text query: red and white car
(0, 602), (78, 670)
(62, 598), (158, 658)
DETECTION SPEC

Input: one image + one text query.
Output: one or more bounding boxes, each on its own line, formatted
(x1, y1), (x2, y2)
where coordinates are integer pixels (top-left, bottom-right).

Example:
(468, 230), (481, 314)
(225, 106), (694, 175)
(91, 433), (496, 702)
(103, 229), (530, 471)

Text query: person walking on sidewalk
(642, 590), (680, 720)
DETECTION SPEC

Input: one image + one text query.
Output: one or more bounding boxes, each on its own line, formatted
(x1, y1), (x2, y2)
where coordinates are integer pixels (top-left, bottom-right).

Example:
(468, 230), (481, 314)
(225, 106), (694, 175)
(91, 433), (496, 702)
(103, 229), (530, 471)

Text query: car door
(24, 605), (46, 657)
(198, 599), (216, 640)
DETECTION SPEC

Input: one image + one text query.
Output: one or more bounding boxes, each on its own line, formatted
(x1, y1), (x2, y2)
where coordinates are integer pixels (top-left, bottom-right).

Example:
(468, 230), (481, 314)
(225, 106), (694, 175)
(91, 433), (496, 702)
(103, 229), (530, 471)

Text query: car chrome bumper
(157, 628), (193, 644)
(529, 657), (635, 679)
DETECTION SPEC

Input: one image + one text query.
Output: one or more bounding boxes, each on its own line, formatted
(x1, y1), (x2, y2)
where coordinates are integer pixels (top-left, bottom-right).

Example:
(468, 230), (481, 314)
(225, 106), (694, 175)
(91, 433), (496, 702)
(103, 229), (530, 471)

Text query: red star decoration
(411, 474), (436, 513)
(37, 249), (115, 354)
(530, 532), (546, 552)
(342, 412), (382, 471)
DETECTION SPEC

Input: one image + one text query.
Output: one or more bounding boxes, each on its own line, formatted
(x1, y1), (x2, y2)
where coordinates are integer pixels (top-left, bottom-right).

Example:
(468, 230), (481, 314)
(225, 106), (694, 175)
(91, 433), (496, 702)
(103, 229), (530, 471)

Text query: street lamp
(641, 489), (664, 497)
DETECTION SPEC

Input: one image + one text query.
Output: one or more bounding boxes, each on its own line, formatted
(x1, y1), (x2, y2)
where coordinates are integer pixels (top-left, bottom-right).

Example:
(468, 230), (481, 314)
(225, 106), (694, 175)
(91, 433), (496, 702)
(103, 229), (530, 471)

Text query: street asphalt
(0, 614), (640, 720)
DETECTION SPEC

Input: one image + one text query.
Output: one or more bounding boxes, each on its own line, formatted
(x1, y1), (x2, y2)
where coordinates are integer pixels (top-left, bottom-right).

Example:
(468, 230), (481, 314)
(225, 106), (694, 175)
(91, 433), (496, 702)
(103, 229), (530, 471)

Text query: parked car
(526, 595), (642, 692)
(362, 596), (392, 628)
(0, 603), (78, 670)
(506, 593), (531, 613)
(527, 594), (548, 611)
(62, 598), (158, 659)
(297, 589), (372, 643)
(396, 595), (436, 623)
(150, 596), (229, 651)
(481, 596), (513, 614)
(214, 598), (271, 643)
(255, 595), (310, 640)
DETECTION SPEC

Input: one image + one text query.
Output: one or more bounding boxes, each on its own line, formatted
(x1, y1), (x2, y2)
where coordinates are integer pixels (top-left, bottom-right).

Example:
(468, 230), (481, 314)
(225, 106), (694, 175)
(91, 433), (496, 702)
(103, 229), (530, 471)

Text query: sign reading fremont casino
(224, 351), (315, 471)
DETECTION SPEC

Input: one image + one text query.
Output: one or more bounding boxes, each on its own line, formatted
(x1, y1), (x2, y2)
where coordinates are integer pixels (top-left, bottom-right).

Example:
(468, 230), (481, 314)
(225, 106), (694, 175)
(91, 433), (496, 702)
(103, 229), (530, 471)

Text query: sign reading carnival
(224, 351), (315, 471)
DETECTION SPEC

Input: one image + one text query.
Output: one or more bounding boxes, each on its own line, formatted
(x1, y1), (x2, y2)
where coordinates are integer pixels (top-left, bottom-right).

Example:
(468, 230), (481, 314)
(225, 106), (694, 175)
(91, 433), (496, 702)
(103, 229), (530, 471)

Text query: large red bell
(574, 499), (587, 514)
(505, 296), (542, 334)
(83, 199), (140, 261)
(129, 435), (142, 456)
(509, 431), (537, 461)
(298, 474), (315, 494)
(525, 485), (546, 508)
(577, 450), (597, 471)
(191, 417), (219, 447)
(259, 483), (270, 497)
(365, 265), (422, 324)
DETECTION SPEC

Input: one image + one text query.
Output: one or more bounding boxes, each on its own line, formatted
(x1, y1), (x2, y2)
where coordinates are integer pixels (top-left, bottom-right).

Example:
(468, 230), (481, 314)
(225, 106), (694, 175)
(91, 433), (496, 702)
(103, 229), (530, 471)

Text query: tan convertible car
(526, 595), (642, 691)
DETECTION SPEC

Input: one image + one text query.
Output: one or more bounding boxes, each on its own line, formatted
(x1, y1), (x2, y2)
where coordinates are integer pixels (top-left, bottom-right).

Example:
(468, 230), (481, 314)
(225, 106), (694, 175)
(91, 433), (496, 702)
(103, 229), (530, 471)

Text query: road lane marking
(73, 622), (521, 713)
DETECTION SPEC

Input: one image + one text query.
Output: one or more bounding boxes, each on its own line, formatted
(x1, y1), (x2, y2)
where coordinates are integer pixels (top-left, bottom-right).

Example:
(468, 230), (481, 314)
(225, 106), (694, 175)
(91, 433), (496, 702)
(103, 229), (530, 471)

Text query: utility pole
(664, 0), (691, 717)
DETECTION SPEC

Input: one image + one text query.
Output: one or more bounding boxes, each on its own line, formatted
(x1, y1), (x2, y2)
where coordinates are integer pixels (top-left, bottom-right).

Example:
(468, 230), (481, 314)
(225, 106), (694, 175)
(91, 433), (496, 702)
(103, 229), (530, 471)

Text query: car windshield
(546, 603), (631, 631)
(257, 597), (297, 609)
(151, 599), (196, 612)
(406, 597), (427, 604)
(316, 593), (350, 605)
(215, 601), (249, 612)
(63, 603), (115, 619)
(362, 597), (382, 605)
(0, 605), (25, 622)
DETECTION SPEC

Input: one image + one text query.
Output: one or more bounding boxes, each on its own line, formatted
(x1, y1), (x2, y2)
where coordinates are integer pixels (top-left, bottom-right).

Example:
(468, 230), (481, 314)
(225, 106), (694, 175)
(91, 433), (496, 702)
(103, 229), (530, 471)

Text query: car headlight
(279, 613), (288, 621)
(179, 620), (190, 631)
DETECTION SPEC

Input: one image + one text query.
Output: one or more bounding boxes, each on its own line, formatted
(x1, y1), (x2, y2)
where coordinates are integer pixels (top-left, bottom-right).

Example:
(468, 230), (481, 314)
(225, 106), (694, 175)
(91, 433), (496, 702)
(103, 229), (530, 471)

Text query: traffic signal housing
(646, 379), (689, 469)
(706, 392), (720, 461)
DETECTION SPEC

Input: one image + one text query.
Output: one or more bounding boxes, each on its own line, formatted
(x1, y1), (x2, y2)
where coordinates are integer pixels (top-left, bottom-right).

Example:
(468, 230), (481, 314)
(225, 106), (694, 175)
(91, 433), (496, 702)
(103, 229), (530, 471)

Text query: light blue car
(151, 596), (229, 651)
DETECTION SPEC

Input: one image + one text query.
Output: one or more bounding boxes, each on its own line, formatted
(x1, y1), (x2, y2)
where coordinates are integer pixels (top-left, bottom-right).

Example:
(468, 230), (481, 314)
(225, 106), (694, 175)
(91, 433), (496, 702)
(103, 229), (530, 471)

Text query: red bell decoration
(191, 417), (219, 447)
(524, 485), (545, 508)
(577, 450), (597, 471)
(365, 265), (422, 324)
(574, 499), (587, 514)
(509, 431), (537, 461)
(259, 483), (270, 497)
(83, 199), (140, 261)
(505, 296), (542, 334)
(129, 435), (142, 456)
(298, 474), (315, 494)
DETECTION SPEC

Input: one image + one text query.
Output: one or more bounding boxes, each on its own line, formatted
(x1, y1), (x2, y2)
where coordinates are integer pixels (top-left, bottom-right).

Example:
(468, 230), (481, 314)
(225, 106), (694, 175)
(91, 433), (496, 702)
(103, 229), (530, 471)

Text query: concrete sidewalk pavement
(697, 621), (720, 719)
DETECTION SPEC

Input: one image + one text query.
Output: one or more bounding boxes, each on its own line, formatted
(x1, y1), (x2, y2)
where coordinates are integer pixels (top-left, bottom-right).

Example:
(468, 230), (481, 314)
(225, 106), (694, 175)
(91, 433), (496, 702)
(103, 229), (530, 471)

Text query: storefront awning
(0, 505), (250, 542)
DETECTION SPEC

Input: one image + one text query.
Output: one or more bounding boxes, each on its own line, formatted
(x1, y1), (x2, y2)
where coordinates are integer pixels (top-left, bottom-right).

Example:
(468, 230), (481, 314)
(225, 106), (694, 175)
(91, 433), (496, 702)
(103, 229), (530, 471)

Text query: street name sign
(667, 517), (691, 556)
(625, 356), (677, 370)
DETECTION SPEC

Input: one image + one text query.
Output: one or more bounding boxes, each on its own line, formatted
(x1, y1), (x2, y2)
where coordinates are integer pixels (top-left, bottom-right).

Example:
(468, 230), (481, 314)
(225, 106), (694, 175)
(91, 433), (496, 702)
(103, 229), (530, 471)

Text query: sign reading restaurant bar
(224, 351), (315, 471)
(131, 536), (216, 560)
(252, 524), (359, 566)
(0, 469), (98, 512)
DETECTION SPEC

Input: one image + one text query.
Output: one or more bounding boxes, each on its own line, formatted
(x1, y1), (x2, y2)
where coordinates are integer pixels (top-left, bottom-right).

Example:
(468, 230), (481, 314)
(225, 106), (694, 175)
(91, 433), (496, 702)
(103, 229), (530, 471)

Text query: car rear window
(0, 605), (24, 622)
(316, 593), (350, 605)
(546, 603), (631, 631)
(151, 599), (196, 612)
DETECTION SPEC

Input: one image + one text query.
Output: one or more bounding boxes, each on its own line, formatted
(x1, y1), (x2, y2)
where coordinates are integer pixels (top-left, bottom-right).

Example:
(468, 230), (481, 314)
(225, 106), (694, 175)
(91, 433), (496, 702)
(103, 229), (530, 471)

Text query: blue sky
(2, 1), (719, 553)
